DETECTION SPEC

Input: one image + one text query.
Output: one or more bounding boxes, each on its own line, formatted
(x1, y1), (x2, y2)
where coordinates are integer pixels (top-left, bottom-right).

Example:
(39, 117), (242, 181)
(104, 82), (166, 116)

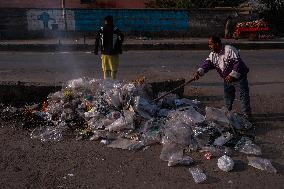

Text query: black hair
(210, 36), (222, 45)
(104, 15), (113, 25)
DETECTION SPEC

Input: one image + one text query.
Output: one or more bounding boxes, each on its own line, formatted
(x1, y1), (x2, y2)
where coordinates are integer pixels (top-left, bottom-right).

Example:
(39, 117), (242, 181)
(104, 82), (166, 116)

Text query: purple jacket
(197, 45), (249, 79)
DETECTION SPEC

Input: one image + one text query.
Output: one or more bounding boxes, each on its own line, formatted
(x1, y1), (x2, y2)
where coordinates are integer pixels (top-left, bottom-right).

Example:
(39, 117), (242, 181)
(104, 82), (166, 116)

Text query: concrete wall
(116, 0), (147, 8)
(0, 0), (147, 8)
(0, 0), (62, 8)
(0, 8), (256, 39)
(187, 9), (257, 37)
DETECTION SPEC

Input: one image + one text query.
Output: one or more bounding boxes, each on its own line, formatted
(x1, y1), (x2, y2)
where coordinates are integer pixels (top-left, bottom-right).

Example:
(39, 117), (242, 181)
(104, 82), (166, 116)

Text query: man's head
(104, 15), (113, 25)
(208, 36), (222, 53)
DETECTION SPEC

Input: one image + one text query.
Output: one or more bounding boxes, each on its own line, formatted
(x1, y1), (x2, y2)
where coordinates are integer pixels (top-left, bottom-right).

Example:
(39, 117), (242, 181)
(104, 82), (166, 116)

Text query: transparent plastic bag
(133, 96), (158, 119)
(160, 142), (184, 161)
(235, 137), (262, 155)
(157, 109), (172, 117)
(247, 156), (277, 173)
(105, 88), (124, 109)
(217, 155), (234, 172)
(189, 167), (207, 184)
(168, 107), (205, 124)
(122, 83), (137, 95)
(163, 120), (193, 146)
(107, 138), (141, 150)
(213, 132), (233, 146)
(157, 93), (177, 109)
(141, 129), (161, 145)
(205, 107), (230, 125)
(105, 111), (135, 132)
(193, 123), (222, 146)
(229, 112), (252, 130)
(87, 117), (114, 130)
(200, 146), (233, 157)
(168, 155), (193, 167)
(66, 78), (92, 92)
(30, 124), (67, 142)
(174, 98), (200, 108)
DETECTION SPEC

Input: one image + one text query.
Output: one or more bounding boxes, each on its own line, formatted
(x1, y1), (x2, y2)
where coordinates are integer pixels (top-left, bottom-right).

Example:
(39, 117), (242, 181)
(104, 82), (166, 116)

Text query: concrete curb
(0, 42), (284, 51)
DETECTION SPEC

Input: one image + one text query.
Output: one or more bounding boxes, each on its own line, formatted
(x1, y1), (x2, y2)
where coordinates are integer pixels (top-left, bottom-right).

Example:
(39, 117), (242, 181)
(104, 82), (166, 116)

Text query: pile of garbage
(235, 18), (268, 28)
(0, 78), (277, 183)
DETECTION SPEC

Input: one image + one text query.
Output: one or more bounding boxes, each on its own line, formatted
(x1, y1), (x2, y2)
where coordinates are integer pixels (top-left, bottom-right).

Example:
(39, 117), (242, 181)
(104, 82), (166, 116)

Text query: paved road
(0, 50), (283, 95)
(0, 50), (284, 188)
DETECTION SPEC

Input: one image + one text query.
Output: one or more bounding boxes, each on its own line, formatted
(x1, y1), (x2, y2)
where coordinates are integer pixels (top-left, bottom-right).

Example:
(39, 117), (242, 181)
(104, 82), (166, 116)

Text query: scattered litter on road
(168, 155), (193, 167)
(0, 78), (276, 184)
(189, 167), (207, 184)
(235, 137), (262, 155)
(247, 156), (277, 173)
(217, 155), (234, 172)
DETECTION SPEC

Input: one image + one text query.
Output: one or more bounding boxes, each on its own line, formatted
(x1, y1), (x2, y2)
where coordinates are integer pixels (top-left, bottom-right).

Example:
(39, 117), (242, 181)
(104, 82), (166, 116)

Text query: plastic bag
(168, 107), (205, 124)
(133, 96), (158, 119)
(105, 89), (123, 109)
(213, 132), (233, 146)
(217, 155), (234, 172)
(189, 167), (207, 184)
(174, 98), (200, 108)
(157, 93), (177, 109)
(205, 107), (230, 125)
(30, 123), (67, 142)
(235, 137), (262, 155)
(160, 142), (184, 161)
(157, 109), (172, 117)
(107, 138), (141, 150)
(193, 123), (222, 146)
(247, 156), (277, 173)
(229, 113), (252, 130)
(105, 111), (135, 132)
(163, 120), (193, 146)
(168, 155), (193, 167)
(200, 146), (233, 157)
(141, 129), (161, 145)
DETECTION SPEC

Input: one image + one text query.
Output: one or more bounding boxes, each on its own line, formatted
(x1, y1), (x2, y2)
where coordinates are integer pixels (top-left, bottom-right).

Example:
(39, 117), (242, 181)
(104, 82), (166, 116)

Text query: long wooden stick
(152, 78), (195, 103)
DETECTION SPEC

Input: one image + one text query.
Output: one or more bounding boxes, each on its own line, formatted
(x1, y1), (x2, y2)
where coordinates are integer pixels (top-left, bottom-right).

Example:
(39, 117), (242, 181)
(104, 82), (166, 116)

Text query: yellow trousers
(101, 54), (119, 79)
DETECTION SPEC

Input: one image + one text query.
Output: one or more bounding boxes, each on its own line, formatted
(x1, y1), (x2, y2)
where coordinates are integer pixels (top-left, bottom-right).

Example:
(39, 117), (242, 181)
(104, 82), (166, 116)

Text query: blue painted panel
(74, 9), (189, 32)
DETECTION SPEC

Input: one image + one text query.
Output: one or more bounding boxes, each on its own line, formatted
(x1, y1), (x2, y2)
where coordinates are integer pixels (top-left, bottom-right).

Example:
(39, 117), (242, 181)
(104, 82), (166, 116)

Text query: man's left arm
(225, 47), (242, 82)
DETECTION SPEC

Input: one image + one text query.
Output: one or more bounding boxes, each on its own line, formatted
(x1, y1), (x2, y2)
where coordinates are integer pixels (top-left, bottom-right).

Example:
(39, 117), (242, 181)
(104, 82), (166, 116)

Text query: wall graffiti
(26, 9), (188, 32)
(27, 10), (75, 31)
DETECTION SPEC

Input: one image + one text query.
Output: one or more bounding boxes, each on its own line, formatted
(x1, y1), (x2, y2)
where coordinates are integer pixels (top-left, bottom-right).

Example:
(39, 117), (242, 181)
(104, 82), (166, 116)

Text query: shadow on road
(252, 113), (284, 122)
(191, 81), (284, 87)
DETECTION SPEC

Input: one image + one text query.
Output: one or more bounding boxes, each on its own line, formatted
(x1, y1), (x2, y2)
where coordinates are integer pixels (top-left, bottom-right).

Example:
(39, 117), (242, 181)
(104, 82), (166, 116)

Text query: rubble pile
(0, 78), (277, 183)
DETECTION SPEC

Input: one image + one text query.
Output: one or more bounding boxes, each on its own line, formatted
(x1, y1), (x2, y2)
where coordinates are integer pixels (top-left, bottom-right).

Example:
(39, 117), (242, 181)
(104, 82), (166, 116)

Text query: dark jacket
(94, 24), (124, 55)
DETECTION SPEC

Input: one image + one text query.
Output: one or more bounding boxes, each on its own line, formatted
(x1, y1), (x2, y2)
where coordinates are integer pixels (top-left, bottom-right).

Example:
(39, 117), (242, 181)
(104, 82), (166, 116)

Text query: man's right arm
(193, 57), (215, 80)
(94, 29), (101, 54)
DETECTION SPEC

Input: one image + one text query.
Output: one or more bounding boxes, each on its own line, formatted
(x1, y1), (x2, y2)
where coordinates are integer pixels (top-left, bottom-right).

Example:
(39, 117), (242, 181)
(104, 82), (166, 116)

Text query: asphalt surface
(0, 50), (284, 188)
(0, 50), (283, 94)
(1, 37), (284, 51)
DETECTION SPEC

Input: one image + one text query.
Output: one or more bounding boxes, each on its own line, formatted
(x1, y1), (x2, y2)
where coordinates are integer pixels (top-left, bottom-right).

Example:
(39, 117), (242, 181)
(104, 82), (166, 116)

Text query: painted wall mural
(27, 9), (75, 31)
(26, 9), (188, 32)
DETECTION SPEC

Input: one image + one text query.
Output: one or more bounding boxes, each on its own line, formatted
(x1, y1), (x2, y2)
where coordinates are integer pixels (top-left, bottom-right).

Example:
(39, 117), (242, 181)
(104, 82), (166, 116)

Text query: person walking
(94, 15), (124, 80)
(224, 16), (234, 39)
(193, 36), (251, 117)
